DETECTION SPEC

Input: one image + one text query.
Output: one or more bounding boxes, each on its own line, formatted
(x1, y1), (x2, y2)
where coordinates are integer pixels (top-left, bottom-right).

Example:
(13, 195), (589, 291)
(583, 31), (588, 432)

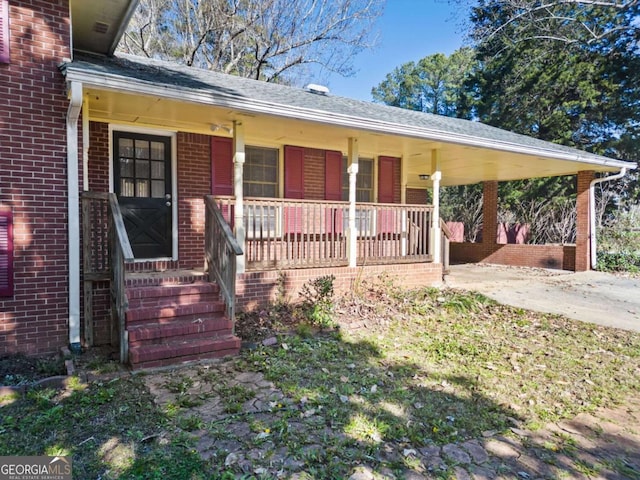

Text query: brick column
(482, 181), (498, 253)
(575, 171), (594, 271)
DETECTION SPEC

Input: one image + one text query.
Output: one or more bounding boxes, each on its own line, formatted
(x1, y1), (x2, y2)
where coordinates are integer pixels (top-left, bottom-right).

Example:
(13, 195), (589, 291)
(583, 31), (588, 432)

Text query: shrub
(300, 275), (336, 329)
(597, 252), (640, 273)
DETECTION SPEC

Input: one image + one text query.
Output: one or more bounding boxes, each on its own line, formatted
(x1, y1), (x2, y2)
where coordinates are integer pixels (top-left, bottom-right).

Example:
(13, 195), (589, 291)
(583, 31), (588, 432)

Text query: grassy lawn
(1, 281), (639, 479)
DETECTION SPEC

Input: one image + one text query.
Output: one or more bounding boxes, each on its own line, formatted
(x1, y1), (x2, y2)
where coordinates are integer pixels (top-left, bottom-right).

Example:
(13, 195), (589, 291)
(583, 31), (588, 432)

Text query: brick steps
(126, 300), (225, 325)
(127, 318), (233, 346)
(124, 277), (240, 370)
(127, 283), (220, 309)
(128, 335), (241, 370)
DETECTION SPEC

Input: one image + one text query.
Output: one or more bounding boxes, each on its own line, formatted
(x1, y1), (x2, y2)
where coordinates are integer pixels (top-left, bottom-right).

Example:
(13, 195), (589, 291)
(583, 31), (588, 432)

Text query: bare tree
(466, 0), (639, 52)
(119, 0), (383, 83)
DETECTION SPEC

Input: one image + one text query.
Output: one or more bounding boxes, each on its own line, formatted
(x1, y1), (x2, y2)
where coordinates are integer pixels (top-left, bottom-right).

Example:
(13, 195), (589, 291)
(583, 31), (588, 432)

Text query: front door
(113, 132), (173, 259)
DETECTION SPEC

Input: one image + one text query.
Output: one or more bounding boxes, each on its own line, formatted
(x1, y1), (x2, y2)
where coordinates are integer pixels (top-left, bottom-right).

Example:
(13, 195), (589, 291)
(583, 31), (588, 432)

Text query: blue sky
(322, 0), (469, 101)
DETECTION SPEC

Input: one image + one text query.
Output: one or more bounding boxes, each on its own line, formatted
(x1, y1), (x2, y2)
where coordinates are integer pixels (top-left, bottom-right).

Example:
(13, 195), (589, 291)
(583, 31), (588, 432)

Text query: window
(116, 135), (169, 199)
(0, 208), (13, 297)
(244, 146), (280, 237)
(244, 146), (279, 198)
(341, 158), (375, 235)
(341, 157), (373, 202)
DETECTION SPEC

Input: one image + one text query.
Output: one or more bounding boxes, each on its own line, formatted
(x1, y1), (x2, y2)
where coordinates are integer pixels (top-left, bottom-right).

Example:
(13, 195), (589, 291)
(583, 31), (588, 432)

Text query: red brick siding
(393, 158), (401, 203)
(88, 121), (110, 192)
(450, 243), (577, 271)
(303, 148), (326, 200)
(178, 132), (210, 268)
(482, 181), (498, 248)
(575, 171), (593, 272)
(407, 188), (427, 205)
(0, 0), (72, 355)
(237, 263), (442, 310)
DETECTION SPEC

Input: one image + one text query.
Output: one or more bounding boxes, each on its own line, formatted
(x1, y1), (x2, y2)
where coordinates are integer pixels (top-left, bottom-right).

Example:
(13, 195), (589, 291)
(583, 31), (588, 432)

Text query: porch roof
(62, 53), (636, 187)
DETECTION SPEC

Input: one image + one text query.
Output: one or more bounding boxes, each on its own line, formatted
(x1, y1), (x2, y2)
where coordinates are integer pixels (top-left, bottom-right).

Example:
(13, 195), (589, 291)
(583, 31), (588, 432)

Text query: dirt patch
(0, 353), (66, 386)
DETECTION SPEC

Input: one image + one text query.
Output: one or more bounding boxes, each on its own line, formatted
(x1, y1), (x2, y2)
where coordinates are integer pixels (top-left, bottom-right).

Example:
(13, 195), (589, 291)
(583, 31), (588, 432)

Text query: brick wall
(406, 188), (427, 205)
(237, 263), (443, 310)
(303, 148), (326, 200)
(88, 121), (109, 191)
(575, 171), (594, 272)
(450, 243), (577, 271)
(393, 159), (402, 203)
(177, 132), (210, 268)
(0, 0), (72, 355)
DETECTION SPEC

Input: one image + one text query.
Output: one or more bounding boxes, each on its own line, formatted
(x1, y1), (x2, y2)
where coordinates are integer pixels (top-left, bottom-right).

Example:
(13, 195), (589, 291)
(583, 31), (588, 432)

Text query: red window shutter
(284, 145), (304, 199)
(0, 0), (9, 64)
(0, 208), (13, 297)
(378, 156), (400, 203)
(324, 150), (342, 201)
(211, 136), (233, 195)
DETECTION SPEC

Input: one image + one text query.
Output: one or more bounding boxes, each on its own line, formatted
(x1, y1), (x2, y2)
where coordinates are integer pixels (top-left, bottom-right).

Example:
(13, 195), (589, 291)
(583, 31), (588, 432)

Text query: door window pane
(151, 161), (165, 180)
(135, 139), (150, 159)
(121, 179), (134, 197)
(119, 138), (134, 157)
(120, 158), (134, 177)
(136, 180), (149, 197)
(151, 180), (165, 198)
(150, 141), (165, 160)
(136, 159), (150, 179)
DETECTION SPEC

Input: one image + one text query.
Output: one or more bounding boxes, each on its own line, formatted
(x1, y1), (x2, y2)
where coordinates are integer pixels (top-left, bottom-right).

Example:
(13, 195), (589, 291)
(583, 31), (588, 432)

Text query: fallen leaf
(224, 453), (238, 466)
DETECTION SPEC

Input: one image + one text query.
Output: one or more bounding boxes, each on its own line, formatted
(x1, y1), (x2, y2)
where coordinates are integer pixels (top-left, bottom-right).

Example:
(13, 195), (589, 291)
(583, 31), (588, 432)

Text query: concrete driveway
(446, 263), (640, 332)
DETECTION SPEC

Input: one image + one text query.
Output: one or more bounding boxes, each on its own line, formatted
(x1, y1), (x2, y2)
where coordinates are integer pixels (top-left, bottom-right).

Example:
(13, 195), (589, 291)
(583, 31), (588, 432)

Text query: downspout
(66, 81), (83, 353)
(589, 168), (627, 270)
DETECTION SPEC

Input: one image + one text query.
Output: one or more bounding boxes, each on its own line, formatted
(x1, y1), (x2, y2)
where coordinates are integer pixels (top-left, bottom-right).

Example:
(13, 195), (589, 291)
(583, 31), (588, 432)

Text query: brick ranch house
(1, 0), (636, 368)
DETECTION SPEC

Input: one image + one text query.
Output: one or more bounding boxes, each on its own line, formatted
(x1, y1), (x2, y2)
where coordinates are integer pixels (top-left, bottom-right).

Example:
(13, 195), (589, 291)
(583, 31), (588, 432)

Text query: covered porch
(63, 53), (635, 367)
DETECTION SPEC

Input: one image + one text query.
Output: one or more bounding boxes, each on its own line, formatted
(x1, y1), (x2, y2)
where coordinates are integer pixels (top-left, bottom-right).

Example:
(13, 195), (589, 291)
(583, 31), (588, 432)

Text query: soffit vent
(93, 22), (110, 34)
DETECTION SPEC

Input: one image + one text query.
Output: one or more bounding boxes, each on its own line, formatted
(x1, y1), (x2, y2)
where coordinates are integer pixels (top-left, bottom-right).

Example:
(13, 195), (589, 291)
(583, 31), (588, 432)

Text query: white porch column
(430, 149), (442, 264)
(347, 138), (359, 268)
(233, 121), (246, 274)
(400, 155), (408, 256)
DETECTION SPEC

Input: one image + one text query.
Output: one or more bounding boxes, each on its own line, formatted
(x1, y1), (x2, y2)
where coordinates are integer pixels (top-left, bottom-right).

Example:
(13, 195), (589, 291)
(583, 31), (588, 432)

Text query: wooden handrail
(440, 218), (453, 240)
(440, 218), (451, 275)
(107, 193), (134, 363)
(204, 196), (242, 323)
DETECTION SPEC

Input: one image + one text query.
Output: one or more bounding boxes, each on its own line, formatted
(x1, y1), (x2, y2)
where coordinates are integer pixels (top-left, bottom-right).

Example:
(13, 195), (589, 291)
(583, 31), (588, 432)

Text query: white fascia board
(65, 67), (637, 171)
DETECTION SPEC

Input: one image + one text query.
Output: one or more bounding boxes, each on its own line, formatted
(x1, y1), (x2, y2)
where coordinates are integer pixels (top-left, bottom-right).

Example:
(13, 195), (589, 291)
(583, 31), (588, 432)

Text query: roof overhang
(63, 59), (636, 187)
(70, 0), (139, 56)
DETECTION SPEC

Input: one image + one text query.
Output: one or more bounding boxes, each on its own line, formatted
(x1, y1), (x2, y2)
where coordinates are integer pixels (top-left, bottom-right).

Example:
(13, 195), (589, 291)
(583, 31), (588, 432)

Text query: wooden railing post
(107, 193), (134, 364)
(205, 196), (243, 323)
(440, 218), (452, 276)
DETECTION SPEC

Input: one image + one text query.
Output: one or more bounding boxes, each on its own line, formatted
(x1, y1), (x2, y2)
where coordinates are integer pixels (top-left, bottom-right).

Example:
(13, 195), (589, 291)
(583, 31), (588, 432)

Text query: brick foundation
(236, 262), (443, 310)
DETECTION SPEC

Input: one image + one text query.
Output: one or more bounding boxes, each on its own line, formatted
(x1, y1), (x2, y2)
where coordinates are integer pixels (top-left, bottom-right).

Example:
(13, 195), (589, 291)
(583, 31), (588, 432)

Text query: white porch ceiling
(83, 88), (626, 188)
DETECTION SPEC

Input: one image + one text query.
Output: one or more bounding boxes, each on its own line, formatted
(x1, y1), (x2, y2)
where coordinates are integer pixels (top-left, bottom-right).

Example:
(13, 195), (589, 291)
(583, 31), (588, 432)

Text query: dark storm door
(113, 132), (173, 259)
